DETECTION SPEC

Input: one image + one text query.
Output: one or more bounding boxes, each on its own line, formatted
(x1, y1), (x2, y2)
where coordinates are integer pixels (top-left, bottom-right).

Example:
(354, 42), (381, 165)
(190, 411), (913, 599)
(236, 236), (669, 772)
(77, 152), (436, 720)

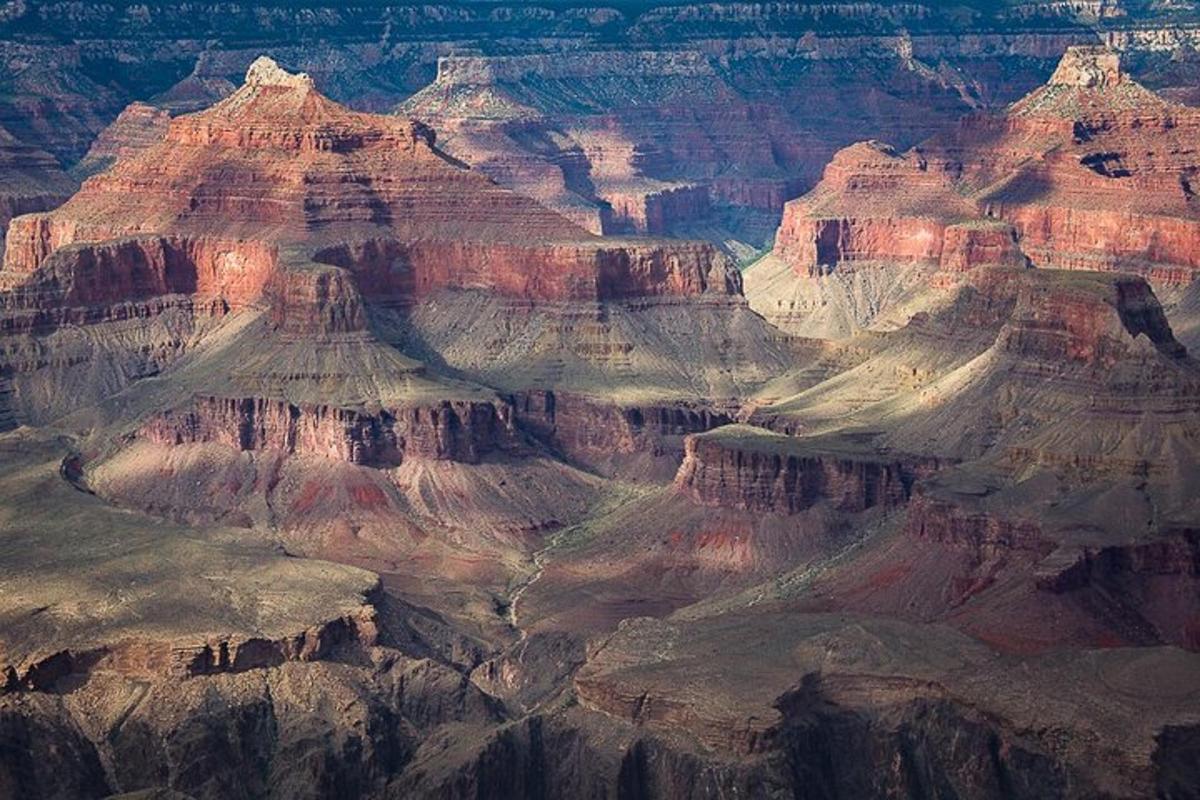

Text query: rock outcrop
(676, 425), (941, 515)
(143, 395), (520, 466)
(398, 50), (811, 247)
(0, 126), (76, 256)
(6, 13), (1200, 800)
(71, 101), (172, 179)
(753, 47), (1200, 337)
(2, 57), (739, 312)
(514, 390), (734, 477)
(5, 600), (380, 689)
(0, 57), (761, 427)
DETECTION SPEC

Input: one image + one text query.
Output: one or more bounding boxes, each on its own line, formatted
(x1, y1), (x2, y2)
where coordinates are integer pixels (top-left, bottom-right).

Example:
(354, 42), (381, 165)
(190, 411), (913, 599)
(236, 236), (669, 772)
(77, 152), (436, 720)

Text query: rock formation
(0, 126), (76, 257)
(397, 50), (809, 248)
(2, 57), (738, 308)
(677, 424), (940, 515)
(3, 7), (1200, 798)
(71, 101), (172, 179)
(0, 57), (782, 431)
(751, 46), (1200, 337)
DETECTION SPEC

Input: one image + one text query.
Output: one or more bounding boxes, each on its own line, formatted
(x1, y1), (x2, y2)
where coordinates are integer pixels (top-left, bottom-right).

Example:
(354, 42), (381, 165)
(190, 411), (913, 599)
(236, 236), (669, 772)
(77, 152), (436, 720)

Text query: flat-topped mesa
(675, 425), (942, 515)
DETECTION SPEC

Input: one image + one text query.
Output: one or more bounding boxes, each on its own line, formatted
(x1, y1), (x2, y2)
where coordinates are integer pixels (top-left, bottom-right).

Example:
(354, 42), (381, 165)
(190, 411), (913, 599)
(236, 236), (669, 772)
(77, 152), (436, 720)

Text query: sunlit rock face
(751, 46), (1200, 338)
(4, 7), (1200, 800)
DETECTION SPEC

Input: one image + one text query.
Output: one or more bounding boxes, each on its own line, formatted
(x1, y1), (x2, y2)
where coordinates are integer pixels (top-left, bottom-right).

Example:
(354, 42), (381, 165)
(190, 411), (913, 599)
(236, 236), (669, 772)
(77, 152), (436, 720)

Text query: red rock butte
(769, 46), (1200, 287)
(0, 57), (739, 323)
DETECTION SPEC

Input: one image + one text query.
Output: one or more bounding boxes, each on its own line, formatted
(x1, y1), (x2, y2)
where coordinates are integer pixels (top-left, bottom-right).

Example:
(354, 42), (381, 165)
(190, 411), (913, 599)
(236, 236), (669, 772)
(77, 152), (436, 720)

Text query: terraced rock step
(677, 425), (943, 514)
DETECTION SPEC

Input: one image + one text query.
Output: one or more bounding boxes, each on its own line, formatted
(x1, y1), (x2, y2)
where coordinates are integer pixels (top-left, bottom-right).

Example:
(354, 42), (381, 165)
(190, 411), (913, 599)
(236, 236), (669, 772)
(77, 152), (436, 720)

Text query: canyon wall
(142, 395), (520, 466)
(676, 427), (942, 514)
(514, 390), (734, 475)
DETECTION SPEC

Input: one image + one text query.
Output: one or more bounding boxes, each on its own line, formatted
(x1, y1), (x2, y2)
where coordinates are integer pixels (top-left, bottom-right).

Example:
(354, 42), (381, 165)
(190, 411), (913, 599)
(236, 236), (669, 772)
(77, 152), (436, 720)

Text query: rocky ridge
(750, 46), (1200, 337)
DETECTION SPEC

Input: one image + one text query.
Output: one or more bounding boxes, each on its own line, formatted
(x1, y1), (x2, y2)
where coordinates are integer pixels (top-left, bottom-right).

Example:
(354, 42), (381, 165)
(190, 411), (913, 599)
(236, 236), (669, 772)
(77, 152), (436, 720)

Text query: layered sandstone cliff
(0, 57), (754, 427)
(754, 47), (1200, 337)
(514, 390), (733, 476)
(0, 126), (76, 256)
(1, 57), (740, 312)
(71, 101), (172, 179)
(676, 425), (941, 515)
(398, 49), (810, 246)
(142, 394), (520, 466)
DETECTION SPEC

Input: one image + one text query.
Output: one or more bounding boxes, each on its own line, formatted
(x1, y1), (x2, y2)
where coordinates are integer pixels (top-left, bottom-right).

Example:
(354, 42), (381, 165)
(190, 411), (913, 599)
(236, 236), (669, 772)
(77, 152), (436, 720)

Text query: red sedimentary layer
(904, 492), (1200, 649)
(1, 233), (278, 309)
(772, 48), (1200, 286)
(601, 184), (711, 235)
(675, 430), (942, 515)
(142, 395), (520, 466)
(74, 101), (172, 176)
(1037, 531), (1200, 594)
(0, 57), (738, 327)
(264, 265), (366, 334)
(996, 271), (1185, 366)
(314, 237), (738, 306)
(0, 125), (76, 250)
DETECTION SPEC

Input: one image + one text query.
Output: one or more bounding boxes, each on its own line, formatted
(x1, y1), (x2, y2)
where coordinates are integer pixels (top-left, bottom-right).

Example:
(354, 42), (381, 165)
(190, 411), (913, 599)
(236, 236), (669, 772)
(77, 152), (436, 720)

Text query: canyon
(0, 4), (1199, 799)
(749, 45), (1200, 341)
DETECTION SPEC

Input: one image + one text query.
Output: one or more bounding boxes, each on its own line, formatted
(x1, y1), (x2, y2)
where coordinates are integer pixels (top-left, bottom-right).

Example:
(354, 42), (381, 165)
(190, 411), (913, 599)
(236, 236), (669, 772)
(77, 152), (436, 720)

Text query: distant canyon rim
(0, 3), (1199, 799)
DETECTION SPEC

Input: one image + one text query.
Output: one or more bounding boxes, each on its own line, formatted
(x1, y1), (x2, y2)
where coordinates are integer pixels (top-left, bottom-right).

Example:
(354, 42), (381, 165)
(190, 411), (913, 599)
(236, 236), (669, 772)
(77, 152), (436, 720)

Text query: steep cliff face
(755, 47), (1200, 338)
(5, 11), (1200, 800)
(1, 233), (279, 309)
(514, 390), (734, 477)
(1038, 531), (1200, 594)
(996, 270), (1186, 366)
(0, 57), (758, 427)
(569, 613), (1200, 800)
(905, 493), (1054, 563)
(142, 395), (520, 466)
(676, 425), (941, 515)
(0, 373), (14, 432)
(6, 601), (380, 689)
(2, 57), (741, 313)
(1, 653), (500, 800)
(897, 485), (1200, 651)
(264, 264), (367, 334)
(314, 236), (739, 305)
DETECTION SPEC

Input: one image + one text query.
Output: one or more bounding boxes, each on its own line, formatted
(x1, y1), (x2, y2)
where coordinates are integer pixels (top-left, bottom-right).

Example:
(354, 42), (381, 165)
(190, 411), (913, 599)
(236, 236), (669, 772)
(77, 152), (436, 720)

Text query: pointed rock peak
(1049, 46), (1125, 89)
(1011, 45), (1173, 119)
(244, 56), (314, 92)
